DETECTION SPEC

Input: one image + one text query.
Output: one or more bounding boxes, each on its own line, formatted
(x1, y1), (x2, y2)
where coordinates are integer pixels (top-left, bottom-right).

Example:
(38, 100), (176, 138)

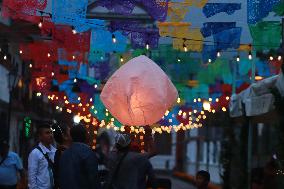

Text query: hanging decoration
(96, 0), (169, 22)
(2, 0), (47, 23)
(52, 0), (104, 32)
(203, 3), (241, 18)
(247, 0), (281, 24)
(249, 21), (281, 51)
(111, 21), (160, 49)
(200, 22), (236, 38)
(213, 27), (242, 51)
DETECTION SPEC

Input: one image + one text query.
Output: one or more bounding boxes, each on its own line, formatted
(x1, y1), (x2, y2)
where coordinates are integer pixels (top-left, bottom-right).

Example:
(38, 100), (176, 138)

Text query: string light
(216, 98), (219, 102)
(203, 101), (211, 111)
(177, 57), (181, 62)
(269, 56), (274, 61)
(183, 43), (188, 52)
(197, 98), (201, 102)
(146, 42), (150, 50)
(112, 33), (116, 43)
(51, 72), (54, 77)
(29, 63), (32, 68)
(248, 51), (252, 60)
(209, 98), (212, 102)
(19, 50), (23, 54)
(72, 55), (76, 60)
(177, 97), (181, 103)
(73, 115), (80, 124)
(226, 96), (230, 100)
(94, 84), (98, 88)
(236, 55), (240, 62)
(47, 53), (51, 57)
(3, 55), (7, 60)
(278, 55), (282, 61)
(72, 26), (77, 34)
(36, 92), (41, 97)
(208, 59), (212, 63)
(78, 97), (81, 101)
(90, 98), (93, 102)
(222, 107), (227, 112)
(217, 51), (221, 57)
(74, 78), (77, 83)
(38, 20), (43, 28)
(120, 56), (124, 62)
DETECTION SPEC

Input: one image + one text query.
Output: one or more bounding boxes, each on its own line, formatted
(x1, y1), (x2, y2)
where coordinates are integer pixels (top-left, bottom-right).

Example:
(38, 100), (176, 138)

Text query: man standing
(0, 139), (24, 189)
(28, 123), (56, 189)
(59, 124), (100, 189)
(107, 133), (156, 189)
(195, 170), (210, 189)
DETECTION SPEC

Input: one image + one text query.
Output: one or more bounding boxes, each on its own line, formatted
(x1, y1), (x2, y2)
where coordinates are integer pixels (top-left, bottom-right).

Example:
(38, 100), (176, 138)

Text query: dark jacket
(54, 145), (67, 189)
(107, 151), (156, 189)
(59, 143), (100, 189)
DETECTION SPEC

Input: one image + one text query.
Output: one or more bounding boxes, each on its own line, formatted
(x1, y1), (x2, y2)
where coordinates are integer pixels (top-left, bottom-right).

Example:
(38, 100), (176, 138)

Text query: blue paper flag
(201, 22), (236, 37)
(248, 0), (280, 24)
(203, 3), (241, 18)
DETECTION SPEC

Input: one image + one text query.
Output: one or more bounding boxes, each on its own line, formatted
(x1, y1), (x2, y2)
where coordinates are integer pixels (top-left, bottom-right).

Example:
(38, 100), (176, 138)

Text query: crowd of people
(0, 121), (211, 189)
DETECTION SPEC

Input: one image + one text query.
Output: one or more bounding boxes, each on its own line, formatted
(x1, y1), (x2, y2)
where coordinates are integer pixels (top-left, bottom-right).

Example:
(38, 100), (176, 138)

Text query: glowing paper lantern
(100, 55), (178, 126)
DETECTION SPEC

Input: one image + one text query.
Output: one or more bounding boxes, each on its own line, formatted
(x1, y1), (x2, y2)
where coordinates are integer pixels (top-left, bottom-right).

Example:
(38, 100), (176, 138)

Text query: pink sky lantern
(100, 55), (178, 126)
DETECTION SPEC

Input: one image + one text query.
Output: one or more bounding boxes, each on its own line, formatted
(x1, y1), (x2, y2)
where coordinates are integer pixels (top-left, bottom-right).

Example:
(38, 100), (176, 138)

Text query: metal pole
(232, 60), (237, 94)
(247, 50), (256, 189)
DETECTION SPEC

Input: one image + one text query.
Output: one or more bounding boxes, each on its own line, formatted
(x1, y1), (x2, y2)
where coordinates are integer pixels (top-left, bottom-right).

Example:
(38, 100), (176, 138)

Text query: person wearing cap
(106, 133), (156, 189)
(0, 139), (24, 189)
(28, 123), (56, 189)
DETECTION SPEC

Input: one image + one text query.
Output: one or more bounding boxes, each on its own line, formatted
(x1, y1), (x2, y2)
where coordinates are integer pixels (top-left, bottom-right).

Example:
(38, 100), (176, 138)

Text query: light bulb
(208, 59), (212, 63)
(120, 56), (124, 62)
(90, 98), (93, 102)
(226, 96), (230, 100)
(146, 42), (149, 50)
(203, 101), (211, 111)
(72, 28), (76, 34)
(183, 44), (188, 52)
(38, 21), (43, 28)
(217, 51), (221, 57)
(51, 72), (54, 76)
(248, 52), (252, 60)
(72, 55), (76, 60)
(78, 97), (81, 101)
(236, 56), (240, 62)
(19, 50), (23, 54)
(278, 55), (282, 61)
(73, 115), (80, 124)
(4, 55), (7, 60)
(74, 78), (77, 83)
(269, 56), (274, 61)
(29, 64), (32, 68)
(222, 107), (227, 112)
(94, 84), (98, 88)
(112, 34), (116, 43)
(177, 58), (181, 62)
(47, 53), (51, 57)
